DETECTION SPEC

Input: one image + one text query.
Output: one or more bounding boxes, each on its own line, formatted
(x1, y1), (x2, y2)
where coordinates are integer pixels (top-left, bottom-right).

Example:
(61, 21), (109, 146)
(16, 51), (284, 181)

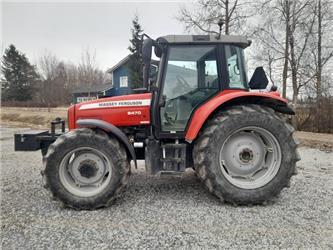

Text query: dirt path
(295, 131), (333, 152)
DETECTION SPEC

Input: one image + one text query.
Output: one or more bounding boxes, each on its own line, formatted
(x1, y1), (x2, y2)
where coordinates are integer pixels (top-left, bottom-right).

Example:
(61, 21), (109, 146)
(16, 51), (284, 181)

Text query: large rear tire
(42, 128), (130, 210)
(193, 105), (300, 205)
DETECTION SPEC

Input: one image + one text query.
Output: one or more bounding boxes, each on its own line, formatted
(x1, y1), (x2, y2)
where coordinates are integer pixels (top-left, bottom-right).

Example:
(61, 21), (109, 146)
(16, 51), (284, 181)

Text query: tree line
(1, 45), (106, 106)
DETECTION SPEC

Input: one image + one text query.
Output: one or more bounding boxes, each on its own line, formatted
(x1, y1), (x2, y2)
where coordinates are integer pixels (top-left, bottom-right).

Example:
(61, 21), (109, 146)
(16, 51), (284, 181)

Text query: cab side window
(225, 45), (248, 89)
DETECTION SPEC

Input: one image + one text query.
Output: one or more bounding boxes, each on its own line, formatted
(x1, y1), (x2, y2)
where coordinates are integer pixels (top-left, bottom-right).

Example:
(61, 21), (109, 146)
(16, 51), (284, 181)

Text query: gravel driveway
(1, 127), (332, 249)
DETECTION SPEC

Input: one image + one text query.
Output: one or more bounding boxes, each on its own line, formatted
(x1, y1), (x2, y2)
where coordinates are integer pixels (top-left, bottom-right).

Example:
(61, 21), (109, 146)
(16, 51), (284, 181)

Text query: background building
(72, 56), (159, 103)
(107, 56), (158, 91)
(71, 84), (113, 104)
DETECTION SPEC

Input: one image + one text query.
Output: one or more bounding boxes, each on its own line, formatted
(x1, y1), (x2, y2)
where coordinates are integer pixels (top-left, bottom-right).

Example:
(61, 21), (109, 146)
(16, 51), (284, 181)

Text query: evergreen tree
(127, 15), (143, 89)
(1, 45), (39, 101)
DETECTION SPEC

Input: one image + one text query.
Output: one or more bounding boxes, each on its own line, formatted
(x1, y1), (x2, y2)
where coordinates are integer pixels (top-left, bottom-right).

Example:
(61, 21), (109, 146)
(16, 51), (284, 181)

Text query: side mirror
(142, 39), (153, 89)
(248, 66), (269, 89)
(154, 46), (163, 58)
(142, 39), (153, 63)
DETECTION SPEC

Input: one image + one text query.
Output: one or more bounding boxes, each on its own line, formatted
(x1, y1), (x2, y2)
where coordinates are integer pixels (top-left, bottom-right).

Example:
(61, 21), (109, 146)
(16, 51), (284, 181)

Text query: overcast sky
(1, 0), (193, 71)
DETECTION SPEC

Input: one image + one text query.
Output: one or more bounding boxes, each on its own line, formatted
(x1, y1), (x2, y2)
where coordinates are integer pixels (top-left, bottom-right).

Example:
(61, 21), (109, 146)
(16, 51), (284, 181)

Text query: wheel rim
(219, 126), (282, 189)
(59, 147), (112, 197)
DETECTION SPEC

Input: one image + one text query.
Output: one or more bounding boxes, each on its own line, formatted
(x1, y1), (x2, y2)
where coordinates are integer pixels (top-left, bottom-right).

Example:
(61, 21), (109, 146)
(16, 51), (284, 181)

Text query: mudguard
(185, 90), (294, 142)
(76, 119), (137, 167)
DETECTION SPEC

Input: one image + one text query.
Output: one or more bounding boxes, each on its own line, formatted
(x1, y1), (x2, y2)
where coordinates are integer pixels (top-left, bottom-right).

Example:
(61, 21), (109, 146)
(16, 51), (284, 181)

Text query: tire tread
(43, 128), (130, 210)
(193, 105), (300, 205)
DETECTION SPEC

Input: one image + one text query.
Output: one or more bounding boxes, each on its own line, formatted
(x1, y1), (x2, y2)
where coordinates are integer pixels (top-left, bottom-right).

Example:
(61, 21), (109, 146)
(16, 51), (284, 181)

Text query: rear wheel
(193, 105), (300, 205)
(42, 128), (130, 209)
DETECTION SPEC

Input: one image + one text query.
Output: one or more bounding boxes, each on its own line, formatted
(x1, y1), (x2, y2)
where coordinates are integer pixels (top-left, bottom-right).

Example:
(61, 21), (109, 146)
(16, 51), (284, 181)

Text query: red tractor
(15, 34), (300, 209)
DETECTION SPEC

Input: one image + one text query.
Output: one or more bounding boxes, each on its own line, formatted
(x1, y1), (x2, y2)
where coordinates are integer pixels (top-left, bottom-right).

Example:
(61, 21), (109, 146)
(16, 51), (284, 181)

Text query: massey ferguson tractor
(15, 34), (300, 209)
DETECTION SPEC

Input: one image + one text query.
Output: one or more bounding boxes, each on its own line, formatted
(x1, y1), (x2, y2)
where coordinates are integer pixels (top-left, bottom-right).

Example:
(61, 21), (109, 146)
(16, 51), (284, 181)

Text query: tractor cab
(142, 35), (253, 138)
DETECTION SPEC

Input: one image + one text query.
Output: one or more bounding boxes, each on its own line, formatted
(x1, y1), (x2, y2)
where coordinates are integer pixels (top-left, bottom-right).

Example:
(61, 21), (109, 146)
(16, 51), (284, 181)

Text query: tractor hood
(71, 93), (152, 129)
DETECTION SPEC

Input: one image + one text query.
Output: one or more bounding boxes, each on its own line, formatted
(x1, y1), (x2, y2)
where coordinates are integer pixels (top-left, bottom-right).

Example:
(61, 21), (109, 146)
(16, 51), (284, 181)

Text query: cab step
(159, 171), (183, 176)
(160, 157), (184, 163)
(145, 139), (188, 175)
(162, 143), (187, 149)
(160, 141), (187, 172)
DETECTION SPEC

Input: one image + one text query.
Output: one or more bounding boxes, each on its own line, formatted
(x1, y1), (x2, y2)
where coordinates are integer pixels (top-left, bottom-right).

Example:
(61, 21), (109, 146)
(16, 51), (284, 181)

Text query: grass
(1, 107), (67, 128)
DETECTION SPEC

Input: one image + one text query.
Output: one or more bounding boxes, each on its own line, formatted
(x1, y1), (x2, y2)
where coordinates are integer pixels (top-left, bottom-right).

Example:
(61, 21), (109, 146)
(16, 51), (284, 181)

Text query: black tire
(42, 128), (130, 210)
(193, 105), (300, 205)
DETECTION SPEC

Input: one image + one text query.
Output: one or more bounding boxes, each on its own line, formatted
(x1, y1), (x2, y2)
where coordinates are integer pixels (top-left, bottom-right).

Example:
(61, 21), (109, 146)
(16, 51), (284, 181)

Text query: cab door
(155, 45), (220, 138)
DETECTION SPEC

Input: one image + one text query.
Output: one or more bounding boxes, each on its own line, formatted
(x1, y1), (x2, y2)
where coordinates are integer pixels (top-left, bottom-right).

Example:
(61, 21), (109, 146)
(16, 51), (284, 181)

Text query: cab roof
(158, 35), (251, 48)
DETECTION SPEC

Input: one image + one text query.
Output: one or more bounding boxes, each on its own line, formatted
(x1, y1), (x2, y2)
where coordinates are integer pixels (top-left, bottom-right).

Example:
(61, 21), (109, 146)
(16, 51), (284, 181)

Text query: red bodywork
(68, 93), (152, 130)
(68, 90), (288, 141)
(185, 90), (287, 141)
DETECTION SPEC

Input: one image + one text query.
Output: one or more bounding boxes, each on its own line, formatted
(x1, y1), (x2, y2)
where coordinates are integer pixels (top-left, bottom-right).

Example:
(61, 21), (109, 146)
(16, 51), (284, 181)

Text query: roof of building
(158, 35), (251, 48)
(106, 55), (131, 74)
(72, 84), (113, 94)
(106, 55), (160, 74)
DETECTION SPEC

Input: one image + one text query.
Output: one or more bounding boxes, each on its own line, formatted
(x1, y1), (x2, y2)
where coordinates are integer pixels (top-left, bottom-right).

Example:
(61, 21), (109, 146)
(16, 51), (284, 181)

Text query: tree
(38, 50), (105, 105)
(307, 0), (333, 131)
(288, 0), (315, 106)
(1, 45), (39, 101)
(304, 0), (332, 101)
(178, 0), (251, 35)
(38, 52), (69, 105)
(282, 0), (291, 99)
(253, 1), (316, 99)
(251, 0), (291, 98)
(252, 0), (333, 131)
(127, 14), (144, 89)
(38, 51), (59, 104)
(78, 48), (105, 89)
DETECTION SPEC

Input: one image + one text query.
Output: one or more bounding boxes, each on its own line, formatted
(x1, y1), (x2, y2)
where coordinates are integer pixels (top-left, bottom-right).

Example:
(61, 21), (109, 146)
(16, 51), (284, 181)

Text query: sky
(1, 0), (194, 71)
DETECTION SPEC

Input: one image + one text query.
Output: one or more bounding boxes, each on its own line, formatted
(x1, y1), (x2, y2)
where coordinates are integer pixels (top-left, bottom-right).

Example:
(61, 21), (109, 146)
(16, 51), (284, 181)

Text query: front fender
(76, 119), (136, 167)
(185, 91), (293, 142)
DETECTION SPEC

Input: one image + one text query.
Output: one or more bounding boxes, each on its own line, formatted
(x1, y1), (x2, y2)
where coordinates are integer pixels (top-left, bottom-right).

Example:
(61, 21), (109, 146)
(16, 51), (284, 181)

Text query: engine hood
(73, 93), (152, 128)
(76, 93), (152, 110)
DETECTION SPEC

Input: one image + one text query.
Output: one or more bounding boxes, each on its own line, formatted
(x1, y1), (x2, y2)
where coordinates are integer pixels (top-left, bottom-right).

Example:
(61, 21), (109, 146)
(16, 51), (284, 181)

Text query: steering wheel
(176, 75), (191, 89)
(233, 65), (240, 75)
(164, 98), (178, 125)
(163, 76), (192, 125)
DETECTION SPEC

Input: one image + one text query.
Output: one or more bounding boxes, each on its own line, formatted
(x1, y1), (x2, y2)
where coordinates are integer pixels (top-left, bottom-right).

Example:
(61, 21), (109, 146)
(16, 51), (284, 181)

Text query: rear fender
(76, 119), (137, 167)
(185, 91), (294, 142)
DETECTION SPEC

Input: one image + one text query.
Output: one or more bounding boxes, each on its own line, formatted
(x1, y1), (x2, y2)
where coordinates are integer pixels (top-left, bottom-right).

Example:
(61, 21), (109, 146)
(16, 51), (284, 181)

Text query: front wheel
(193, 105), (300, 205)
(42, 128), (130, 209)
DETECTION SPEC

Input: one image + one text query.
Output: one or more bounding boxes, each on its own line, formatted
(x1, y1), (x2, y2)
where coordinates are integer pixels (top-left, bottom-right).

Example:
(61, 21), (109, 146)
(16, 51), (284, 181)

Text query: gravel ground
(1, 127), (333, 249)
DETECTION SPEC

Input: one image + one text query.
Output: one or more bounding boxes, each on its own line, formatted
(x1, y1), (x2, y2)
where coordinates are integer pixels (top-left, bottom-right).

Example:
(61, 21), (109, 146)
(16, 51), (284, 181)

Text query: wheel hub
(223, 133), (265, 176)
(78, 160), (98, 178)
(239, 148), (254, 164)
(66, 151), (109, 186)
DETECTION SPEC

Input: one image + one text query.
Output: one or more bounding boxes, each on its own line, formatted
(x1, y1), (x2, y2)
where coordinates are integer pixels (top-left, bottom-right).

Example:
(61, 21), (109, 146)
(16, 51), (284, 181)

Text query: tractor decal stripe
(79, 99), (151, 110)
